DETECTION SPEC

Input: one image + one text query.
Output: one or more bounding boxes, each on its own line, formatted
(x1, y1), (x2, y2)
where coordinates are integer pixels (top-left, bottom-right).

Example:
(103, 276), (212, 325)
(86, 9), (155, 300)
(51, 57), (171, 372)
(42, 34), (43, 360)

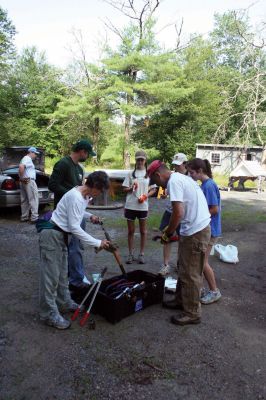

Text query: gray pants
(39, 229), (72, 319)
(20, 180), (39, 221)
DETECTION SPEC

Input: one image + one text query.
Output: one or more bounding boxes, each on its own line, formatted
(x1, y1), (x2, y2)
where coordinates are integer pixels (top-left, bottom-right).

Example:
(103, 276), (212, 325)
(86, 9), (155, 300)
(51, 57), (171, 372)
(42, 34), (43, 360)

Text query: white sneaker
(83, 275), (91, 284)
(158, 264), (170, 276)
(40, 314), (71, 330)
(201, 289), (222, 304)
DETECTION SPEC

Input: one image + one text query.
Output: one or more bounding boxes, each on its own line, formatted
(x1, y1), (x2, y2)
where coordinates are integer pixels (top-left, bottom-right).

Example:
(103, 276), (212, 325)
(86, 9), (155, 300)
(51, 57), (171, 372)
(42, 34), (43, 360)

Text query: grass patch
(222, 204), (266, 225)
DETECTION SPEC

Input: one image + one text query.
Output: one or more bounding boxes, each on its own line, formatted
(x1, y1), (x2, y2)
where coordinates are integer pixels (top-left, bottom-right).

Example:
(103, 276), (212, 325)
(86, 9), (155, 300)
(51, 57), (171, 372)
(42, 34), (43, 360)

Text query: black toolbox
(93, 270), (165, 324)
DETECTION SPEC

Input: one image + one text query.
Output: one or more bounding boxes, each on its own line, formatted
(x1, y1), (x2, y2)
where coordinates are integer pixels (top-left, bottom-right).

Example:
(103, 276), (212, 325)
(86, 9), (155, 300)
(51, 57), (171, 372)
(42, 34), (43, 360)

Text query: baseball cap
(135, 150), (147, 160)
(72, 140), (96, 156)
(147, 160), (164, 177)
(28, 146), (40, 154)
(172, 153), (188, 165)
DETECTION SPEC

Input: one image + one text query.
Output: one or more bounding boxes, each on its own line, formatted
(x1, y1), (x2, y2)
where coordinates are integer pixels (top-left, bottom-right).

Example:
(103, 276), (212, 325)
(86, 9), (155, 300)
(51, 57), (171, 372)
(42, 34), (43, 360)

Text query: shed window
(211, 152), (221, 165)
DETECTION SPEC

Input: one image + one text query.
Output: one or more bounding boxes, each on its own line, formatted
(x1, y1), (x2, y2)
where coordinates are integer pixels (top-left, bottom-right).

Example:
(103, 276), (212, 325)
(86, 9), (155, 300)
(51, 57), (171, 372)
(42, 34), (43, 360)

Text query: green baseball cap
(72, 140), (96, 156)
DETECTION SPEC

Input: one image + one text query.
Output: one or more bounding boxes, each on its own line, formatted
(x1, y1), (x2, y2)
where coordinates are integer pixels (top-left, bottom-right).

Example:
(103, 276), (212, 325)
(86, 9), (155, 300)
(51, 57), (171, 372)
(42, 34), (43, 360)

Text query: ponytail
(187, 158), (213, 179)
(203, 159), (213, 179)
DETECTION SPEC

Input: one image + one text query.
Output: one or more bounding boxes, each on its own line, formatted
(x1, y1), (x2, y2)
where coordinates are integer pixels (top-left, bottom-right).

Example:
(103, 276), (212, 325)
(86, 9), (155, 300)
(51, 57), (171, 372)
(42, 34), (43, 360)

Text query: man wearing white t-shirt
(148, 160), (211, 326)
(19, 146), (40, 222)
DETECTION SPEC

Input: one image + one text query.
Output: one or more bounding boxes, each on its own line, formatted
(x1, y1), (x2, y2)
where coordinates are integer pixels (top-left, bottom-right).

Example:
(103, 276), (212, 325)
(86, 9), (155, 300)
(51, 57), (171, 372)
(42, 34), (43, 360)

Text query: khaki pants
(39, 229), (72, 319)
(20, 180), (39, 221)
(175, 225), (211, 318)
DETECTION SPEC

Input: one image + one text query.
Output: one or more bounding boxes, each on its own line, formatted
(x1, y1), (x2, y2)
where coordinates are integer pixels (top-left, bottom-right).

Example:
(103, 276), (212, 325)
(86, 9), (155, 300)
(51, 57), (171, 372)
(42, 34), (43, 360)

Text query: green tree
(1, 47), (65, 152)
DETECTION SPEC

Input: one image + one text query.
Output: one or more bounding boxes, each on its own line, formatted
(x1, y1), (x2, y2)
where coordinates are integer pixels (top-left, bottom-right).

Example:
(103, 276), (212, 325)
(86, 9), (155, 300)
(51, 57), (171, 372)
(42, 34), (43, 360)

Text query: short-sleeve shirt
(123, 169), (151, 211)
(20, 155), (36, 179)
(167, 172), (210, 236)
(201, 179), (222, 237)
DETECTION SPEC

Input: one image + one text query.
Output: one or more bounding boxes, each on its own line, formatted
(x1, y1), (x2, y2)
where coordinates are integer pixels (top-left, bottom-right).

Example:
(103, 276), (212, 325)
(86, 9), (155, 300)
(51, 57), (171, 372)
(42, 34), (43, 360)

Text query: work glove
(138, 194), (148, 203)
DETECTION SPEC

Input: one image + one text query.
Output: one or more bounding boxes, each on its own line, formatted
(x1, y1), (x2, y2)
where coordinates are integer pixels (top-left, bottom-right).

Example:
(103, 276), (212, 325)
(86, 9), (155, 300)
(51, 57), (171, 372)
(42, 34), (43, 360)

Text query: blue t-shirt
(201, 179), (221, 237)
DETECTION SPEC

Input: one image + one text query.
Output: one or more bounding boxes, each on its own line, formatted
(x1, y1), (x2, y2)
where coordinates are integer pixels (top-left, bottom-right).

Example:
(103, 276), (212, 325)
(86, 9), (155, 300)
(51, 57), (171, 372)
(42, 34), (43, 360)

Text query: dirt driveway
(0, 190), (265, 400)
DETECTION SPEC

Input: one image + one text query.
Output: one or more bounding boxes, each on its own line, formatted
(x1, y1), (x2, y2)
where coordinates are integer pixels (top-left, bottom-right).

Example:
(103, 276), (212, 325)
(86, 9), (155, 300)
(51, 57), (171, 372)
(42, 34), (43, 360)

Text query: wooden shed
(196, 143), (264, 175)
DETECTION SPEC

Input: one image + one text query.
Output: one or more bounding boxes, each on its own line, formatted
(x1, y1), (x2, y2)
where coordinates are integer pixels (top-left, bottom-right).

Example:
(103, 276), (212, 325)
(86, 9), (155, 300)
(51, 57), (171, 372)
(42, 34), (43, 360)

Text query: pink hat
(147, 160), (164, 177)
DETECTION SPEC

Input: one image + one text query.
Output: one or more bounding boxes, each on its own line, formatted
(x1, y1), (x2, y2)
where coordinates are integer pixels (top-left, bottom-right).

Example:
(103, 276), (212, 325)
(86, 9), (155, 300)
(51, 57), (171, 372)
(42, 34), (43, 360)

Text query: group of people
(19, 142), (222, 329)
(122, 150), (222, 326)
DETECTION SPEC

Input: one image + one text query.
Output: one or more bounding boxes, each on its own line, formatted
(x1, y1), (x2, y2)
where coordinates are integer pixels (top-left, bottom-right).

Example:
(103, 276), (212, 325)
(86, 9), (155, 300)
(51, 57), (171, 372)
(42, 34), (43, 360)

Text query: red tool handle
(80, 312), (90, 327)
(71, 308), (80, 321)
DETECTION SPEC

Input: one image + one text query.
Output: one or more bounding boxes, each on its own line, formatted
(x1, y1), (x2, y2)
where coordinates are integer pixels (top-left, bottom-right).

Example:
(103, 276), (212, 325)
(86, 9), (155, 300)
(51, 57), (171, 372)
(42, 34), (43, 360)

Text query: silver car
(0, 146), (54, 208)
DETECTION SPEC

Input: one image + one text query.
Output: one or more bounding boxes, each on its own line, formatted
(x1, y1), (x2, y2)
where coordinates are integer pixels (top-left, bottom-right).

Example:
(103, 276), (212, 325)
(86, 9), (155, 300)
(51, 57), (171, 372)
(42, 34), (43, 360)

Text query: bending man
(39, 171), (110, 330)
(147, 161), (210, 326)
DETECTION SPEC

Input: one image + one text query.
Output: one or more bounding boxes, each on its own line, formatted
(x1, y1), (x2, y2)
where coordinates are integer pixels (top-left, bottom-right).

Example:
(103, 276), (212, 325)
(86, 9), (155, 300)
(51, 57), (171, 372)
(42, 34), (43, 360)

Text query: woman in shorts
(123, 150), (156, 264)
(187, 158), (222, 304)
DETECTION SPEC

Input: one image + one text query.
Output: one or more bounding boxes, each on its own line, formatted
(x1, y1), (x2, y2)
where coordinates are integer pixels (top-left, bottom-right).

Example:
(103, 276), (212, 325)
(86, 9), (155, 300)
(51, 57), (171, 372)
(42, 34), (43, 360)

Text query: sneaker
(20, 218), (29, 222)
(41, 314), (71, 330)
(138, 254), (145, 264)
(126, 254), (134, 264)
(158, 264), (170, 276)
(200, 287), (208, 298)
(201, 289), (222, 305)
(83, 275), (91, 284)
(59, 301), (80, 313)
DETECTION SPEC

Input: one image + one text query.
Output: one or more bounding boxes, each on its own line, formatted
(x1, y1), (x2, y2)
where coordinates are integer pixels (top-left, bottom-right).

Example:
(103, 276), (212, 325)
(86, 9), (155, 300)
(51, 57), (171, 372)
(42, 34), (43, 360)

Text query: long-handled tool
(71, 280), (98, 322)
(97, 221), (127, 276)
(79, 267), (107, 327)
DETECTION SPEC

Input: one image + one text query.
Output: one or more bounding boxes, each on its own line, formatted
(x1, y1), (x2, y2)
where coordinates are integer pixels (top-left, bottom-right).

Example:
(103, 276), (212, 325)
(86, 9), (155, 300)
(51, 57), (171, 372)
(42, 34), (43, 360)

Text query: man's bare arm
(165, 201), (184, 237)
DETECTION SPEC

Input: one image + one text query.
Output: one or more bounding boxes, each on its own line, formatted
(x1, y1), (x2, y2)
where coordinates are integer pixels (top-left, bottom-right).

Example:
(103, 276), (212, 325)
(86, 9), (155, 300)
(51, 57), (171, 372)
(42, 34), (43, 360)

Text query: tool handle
(80, 312), (90, 327)
(71, 308), (80, 321)
(79, 281), (98, 307)
(86, 280), (101, 314)
(113, 250), (126, 275)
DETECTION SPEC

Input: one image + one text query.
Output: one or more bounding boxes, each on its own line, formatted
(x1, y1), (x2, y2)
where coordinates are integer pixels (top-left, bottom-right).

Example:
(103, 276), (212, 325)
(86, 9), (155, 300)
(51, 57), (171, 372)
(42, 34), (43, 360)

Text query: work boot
(162, 299), (183, 310)
(41, 314), (71, 330)
(170, 314), (201, 326)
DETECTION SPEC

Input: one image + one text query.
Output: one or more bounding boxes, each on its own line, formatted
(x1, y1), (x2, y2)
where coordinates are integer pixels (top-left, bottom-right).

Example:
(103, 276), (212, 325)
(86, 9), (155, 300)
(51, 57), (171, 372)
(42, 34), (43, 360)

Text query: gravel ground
(0, 191), (265, 400)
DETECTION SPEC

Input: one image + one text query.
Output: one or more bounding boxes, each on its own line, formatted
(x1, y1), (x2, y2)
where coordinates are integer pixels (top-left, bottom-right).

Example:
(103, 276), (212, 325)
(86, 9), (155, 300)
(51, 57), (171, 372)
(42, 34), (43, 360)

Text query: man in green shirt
(48, 140), (96, 289)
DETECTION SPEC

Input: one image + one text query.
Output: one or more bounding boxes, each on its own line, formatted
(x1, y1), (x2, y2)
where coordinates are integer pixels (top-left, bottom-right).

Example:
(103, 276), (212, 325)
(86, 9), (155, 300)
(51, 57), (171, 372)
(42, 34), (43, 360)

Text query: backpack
(35, 210), (54, 233)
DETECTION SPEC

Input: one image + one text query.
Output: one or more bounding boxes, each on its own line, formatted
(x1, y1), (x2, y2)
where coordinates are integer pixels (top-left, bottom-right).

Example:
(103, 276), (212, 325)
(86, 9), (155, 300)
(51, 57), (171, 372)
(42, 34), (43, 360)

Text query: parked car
(0, 146), (54, 208)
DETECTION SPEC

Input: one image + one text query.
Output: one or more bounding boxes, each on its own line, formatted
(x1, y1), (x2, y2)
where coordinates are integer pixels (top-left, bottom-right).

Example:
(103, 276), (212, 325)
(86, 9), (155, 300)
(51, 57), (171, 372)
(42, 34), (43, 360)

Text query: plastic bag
(214, 244), (239, 264)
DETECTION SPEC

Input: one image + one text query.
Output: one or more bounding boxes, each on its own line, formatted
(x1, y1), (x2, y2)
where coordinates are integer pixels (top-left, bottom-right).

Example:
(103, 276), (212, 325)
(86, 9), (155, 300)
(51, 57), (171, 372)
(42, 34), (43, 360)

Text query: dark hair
(187, 158), (213, 179)
(132, 162), (148, 179)
(86, 171), (110, 191)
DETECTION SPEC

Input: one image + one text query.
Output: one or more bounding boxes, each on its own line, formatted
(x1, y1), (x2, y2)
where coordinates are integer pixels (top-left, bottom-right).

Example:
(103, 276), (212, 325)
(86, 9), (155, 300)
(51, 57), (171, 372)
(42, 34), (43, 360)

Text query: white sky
(1, 0), (265, 67)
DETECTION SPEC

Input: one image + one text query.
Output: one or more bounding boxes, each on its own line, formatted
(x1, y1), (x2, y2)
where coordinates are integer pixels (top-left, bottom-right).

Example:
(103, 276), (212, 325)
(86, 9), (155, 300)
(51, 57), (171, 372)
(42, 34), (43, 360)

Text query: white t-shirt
(20, 155), (36, 179)
(51, 187), (101, 248)
(167, 172), (210, 236)
(123, 169), (151, 211)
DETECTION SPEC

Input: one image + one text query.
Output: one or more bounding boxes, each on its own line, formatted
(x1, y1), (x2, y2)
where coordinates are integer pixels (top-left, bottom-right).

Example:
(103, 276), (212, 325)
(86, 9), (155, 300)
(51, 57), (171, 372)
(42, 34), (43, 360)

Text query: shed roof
(196, 143), (263, 150)
(230, 161), (266, 177)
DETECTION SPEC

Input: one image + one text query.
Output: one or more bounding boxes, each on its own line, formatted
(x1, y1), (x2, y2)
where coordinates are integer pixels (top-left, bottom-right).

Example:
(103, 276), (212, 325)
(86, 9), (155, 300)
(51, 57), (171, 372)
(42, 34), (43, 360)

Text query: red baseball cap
(147, 160), (164, 177)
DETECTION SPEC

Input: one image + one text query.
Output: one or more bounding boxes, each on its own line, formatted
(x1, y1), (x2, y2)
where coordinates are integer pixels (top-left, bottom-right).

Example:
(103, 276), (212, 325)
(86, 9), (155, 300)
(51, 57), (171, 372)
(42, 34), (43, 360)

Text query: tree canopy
(0, 2), (265, 166)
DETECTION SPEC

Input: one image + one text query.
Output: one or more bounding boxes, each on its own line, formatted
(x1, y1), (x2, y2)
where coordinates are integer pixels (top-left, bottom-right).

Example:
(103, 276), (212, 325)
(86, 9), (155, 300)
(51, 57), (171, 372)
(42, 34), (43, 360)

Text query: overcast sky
(1, 0), (265, 67)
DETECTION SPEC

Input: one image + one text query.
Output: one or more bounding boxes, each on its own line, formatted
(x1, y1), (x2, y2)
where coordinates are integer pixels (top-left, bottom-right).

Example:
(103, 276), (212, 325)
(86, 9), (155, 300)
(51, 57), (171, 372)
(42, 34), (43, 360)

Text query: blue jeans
(68, 218), (86, 286)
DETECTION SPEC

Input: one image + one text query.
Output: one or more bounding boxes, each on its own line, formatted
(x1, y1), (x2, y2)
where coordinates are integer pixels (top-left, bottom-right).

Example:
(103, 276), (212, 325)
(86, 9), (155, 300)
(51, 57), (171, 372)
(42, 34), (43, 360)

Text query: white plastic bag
(214, 244), (239, 264)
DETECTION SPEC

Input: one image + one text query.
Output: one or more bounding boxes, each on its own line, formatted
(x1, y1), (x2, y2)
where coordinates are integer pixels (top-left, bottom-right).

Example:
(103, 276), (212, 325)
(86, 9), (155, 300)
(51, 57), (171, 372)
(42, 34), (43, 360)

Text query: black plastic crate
(93, 270), (165, 324)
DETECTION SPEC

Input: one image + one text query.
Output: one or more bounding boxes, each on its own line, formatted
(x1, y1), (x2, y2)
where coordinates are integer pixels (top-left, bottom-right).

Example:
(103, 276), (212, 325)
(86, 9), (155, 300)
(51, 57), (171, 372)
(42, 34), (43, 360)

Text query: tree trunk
(124, 114), (131, 169)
